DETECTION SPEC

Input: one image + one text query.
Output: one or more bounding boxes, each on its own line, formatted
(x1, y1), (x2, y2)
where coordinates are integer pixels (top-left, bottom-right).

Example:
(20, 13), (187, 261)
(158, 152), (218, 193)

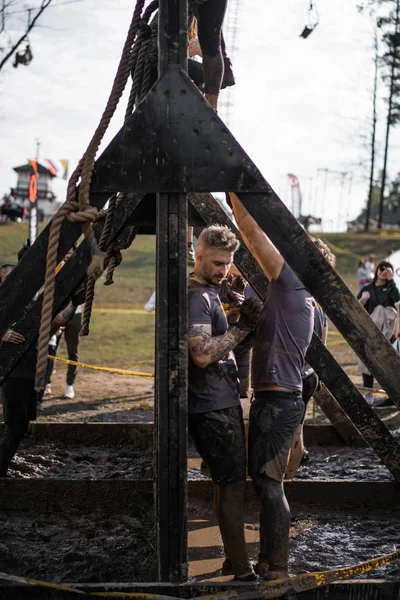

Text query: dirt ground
(25, 365), (400, 432)
(33, 367), (155, 423)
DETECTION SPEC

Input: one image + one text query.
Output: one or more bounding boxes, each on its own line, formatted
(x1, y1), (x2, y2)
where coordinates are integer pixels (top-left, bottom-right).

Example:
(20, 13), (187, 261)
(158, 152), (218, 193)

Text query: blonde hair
(197, 225), (240, 254)
(311, 238), (336, 268)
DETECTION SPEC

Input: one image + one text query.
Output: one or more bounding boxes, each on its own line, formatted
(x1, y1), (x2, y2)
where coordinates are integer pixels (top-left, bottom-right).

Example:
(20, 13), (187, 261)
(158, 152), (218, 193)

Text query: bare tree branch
(0, 0), (53, 73)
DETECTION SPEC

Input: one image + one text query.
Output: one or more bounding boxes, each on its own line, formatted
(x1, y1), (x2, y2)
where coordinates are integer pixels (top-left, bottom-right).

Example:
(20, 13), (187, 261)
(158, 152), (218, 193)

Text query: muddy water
(294, 446), (393, 482)
(189, 504), (400, 582)
(0, 505), (397, 585)
(288, 512), (400, 580)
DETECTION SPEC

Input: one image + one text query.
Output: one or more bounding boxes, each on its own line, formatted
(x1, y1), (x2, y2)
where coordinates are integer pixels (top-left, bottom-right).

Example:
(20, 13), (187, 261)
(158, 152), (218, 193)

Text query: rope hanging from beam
(35, 0), (159, 390)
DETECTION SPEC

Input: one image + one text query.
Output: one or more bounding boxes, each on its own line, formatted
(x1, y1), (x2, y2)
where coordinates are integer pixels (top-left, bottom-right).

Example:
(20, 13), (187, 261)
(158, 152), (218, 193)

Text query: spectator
(357, 260), (400, 395)
(357, 260), (368, 293)
(0, 262), (84, 476)
(364, 254), (375, 281)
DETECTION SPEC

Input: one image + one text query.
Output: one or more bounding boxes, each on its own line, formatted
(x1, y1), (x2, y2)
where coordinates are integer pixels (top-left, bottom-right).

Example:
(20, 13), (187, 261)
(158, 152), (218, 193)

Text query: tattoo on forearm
(189, 324), (247, 363)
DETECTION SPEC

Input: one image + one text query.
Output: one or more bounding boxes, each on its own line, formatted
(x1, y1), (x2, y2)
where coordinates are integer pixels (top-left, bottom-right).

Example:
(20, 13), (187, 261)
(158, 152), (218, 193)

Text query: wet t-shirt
(252, 262), (314, 392)
(188, 278), (240, 414)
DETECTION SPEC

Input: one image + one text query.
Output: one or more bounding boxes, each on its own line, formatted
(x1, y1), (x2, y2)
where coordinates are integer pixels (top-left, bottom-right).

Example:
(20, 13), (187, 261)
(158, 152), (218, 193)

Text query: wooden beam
(235, 191), (400, 410)
(314, 383), (364, 445)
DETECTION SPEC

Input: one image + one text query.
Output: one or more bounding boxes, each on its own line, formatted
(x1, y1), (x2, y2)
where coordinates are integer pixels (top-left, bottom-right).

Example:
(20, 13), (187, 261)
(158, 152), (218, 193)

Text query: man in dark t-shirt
(286, 241), (336, 479)
(229, 193), (314, 581)
(188, 225), (262, 581)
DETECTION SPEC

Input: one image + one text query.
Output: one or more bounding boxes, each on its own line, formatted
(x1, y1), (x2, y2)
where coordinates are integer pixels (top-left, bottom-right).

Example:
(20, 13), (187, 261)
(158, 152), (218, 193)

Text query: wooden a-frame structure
(0, 0), (399, 585)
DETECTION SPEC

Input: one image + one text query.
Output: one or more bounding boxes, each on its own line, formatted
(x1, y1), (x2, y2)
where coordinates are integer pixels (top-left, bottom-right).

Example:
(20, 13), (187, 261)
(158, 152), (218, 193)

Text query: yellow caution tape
(48, 355), (154, 378)
(93, 308), (155, 316)
(357, 385), (390, 397)
(0, 549), (397, 599)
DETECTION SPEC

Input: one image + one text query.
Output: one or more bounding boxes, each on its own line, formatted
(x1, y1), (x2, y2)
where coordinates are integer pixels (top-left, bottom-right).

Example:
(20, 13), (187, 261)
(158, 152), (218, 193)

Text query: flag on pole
(43, 158), (69, 180)
(43, 159), (57, 176)
(27, 159), (38, 203)
(60, 159), (69, 180)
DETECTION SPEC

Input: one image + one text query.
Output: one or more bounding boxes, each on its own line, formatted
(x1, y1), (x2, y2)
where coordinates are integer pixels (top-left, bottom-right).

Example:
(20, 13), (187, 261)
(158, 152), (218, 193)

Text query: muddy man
(229, 193), (314, 580)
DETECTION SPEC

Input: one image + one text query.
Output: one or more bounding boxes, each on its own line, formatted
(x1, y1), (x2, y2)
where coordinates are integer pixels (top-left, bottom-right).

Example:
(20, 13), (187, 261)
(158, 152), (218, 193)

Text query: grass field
(1, 221), (400, 370)
(0, 222), (156, 368)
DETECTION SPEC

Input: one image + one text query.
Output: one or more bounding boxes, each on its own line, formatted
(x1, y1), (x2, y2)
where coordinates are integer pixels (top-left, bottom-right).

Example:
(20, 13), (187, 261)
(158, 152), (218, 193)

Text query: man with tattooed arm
(188, 225), (262, 581)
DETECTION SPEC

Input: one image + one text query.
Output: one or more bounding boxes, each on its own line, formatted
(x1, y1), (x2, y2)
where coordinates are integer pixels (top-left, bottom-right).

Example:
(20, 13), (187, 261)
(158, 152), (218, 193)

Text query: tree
(359, 0), (400, 228)
(365, 25), (379, 231)
(0, 0), (83, 74)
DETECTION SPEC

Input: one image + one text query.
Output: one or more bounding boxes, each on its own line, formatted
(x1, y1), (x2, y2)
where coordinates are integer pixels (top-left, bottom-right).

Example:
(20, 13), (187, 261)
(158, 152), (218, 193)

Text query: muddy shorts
(248, 391), (304, 483)
(1, 377), (37, 439)
(189, 405), (246, 485)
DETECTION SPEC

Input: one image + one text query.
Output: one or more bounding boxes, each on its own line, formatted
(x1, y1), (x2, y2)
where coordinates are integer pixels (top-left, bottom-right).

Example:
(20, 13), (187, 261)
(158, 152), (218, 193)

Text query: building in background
(12, 162), (58, 219)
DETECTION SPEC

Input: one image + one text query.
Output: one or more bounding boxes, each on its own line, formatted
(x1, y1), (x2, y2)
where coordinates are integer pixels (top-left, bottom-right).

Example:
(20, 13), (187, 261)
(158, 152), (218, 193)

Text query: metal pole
(155, 0), (188, 583)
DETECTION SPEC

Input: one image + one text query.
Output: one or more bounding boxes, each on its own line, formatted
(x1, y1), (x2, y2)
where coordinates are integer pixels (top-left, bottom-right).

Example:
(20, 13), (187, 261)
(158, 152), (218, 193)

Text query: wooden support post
(155, 193), (188, 582)
(313, 383), (364, 446)
(188, 192), (400, 481)
(155, 0), (188, 583)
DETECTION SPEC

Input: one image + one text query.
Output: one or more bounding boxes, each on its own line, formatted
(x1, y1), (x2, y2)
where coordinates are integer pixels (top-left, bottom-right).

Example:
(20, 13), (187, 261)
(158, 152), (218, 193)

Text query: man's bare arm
(50, 301), (76, 334)
(188, 323), (248, 368)
(229, 192), (284, 281)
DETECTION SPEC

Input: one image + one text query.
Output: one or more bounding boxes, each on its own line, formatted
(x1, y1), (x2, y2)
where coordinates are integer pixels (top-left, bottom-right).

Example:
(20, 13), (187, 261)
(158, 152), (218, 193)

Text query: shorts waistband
(254, 390), (303, 401)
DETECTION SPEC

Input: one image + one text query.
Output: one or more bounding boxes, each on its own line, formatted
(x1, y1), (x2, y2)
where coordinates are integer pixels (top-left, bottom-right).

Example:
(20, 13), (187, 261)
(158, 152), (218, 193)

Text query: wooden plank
(155, 192), (188, 583)
(1, 581), (399, 600)
(188, 192), (400, 481)
(307, 336), (400, 479)
(314, 383), (364, 445)
(154, 0), (188, 583)
(0, 192), (146, 381)
(235, 191), (400, 410)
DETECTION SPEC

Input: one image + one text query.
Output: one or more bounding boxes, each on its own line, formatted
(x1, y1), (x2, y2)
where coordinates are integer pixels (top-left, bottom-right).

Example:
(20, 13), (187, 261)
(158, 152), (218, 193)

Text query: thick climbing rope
(79, 193), (119, 337)
(35, 0), (159, 391)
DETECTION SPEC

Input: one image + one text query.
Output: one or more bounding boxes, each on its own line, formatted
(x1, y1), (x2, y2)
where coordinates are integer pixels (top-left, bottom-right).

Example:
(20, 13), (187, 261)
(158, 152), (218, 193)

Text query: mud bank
(8, 440), (153, 480)
(9, 440), (393, 482)
(0, 508), (156, 583)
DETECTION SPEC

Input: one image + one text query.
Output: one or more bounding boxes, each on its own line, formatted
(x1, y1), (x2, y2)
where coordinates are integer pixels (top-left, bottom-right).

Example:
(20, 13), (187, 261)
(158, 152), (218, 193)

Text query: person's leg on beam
(195, 0), (228, 110)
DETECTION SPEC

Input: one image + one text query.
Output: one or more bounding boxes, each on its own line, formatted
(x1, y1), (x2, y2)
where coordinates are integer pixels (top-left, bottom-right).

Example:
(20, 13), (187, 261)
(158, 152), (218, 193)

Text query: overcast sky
(0, 0), (397, 231)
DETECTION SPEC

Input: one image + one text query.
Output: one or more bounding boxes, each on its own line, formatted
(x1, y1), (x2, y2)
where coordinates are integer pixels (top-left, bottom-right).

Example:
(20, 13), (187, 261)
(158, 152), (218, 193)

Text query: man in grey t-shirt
(229, 193), (314, 581)
(188, 225), (262, 581)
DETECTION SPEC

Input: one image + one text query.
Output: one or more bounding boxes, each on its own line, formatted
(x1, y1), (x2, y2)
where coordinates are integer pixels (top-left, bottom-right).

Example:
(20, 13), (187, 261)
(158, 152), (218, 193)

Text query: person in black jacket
(0, 262), (85, 477)
(357, 259), (400, 389)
